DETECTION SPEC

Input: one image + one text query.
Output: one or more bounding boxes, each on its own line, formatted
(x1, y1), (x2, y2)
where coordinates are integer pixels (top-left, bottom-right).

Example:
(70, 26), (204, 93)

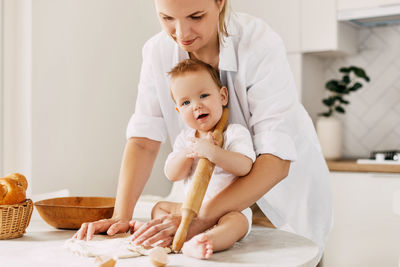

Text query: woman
(75, 0), (332, 257)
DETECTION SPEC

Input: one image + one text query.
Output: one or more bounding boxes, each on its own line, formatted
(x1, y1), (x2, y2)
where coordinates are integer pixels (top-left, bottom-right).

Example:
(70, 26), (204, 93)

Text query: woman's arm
(208, 146), (253, 177)
(113, 137), (161, 221)
(75, 137), (161, 240)
(188, 153), (290, 237)
(165, 150), (193, 182)
(130, 153), (290, 246)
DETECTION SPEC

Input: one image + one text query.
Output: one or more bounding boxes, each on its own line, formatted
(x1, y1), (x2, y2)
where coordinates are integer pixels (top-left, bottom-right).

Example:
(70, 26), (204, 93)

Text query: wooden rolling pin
(172, 108), (229, 252)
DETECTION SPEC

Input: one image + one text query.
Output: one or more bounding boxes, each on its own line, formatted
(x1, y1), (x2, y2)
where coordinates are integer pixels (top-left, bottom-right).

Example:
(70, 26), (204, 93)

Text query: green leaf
(339, 67), (351, 73)
(322, 99), (332, 107)
(337, 85), (348, 94)
(350, 66), (370, 82)
(342, 75), (350, 84)
(337, 96), (349, 104)
(349, 82), (362, 91)
(322, 97), (336, 107)
(335, 106), (345, 113)
(326, 80), (347, 94)
(326, 80), (339, 90)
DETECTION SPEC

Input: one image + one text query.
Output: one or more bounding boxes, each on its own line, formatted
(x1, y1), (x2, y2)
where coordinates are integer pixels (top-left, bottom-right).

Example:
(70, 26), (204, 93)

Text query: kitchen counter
(326, 160), (400, 173)
(0, 200), (320, 267)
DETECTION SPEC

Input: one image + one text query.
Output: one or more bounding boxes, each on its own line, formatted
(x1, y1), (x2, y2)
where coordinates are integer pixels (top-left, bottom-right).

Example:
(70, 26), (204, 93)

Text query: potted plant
(316, 66), (370, 160)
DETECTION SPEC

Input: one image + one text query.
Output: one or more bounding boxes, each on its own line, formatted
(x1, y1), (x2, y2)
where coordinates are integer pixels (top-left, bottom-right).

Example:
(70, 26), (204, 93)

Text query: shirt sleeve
(126, 39), (168, 142)
(224, 124), (256, 163)
(246, 29), (298, 161)
(163, 129), (189, 179)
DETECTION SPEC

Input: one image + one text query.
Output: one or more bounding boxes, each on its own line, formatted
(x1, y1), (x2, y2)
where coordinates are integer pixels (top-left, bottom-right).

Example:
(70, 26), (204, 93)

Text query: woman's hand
(73, 217), (133, 241)
(130, 214), (182, 247)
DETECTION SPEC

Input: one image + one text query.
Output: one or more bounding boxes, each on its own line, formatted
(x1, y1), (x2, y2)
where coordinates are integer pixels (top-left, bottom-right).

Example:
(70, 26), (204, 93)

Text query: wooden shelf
(326, 160), (400, 173)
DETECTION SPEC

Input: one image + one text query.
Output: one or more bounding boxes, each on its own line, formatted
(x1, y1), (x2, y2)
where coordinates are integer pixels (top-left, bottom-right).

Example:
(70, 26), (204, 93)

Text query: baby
(150, 59), (256, 259)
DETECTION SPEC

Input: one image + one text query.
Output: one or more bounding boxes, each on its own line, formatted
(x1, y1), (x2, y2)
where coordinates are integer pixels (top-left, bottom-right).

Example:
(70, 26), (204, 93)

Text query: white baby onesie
(165, 124), (256, 236)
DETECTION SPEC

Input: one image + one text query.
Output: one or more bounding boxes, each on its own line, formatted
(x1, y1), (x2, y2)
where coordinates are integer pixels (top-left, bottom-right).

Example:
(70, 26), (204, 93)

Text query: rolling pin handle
(172, 208), (196, 252)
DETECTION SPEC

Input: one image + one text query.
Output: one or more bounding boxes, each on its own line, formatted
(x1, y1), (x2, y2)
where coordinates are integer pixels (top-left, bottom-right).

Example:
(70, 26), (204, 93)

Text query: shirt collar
(218, 35), (237, 72)
(174, 42), (190, 66)
(173, 35), (238, 72)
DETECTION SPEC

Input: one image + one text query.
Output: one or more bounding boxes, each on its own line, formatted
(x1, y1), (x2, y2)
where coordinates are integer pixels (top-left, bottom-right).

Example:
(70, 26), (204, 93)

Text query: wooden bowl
(34, 197), (115, 229)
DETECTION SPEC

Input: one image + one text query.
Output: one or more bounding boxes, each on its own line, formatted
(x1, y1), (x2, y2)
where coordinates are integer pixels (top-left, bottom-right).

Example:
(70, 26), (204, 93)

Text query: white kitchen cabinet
(302, 0), (357, 55)
(338, 0), (400, 11)
(323, 171), (400, 267)
(231, 0), (357, 55)
(230, 0), (301, 53)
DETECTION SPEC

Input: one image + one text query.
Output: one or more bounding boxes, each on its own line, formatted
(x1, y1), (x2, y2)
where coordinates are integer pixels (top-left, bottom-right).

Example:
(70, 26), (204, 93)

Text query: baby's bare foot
(182, 233), (213, 259)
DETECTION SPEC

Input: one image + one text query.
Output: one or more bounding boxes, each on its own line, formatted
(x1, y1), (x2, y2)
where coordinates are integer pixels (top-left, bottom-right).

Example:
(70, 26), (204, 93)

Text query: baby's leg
(151, 201), (182, 219)
(182, 211), (249, 259)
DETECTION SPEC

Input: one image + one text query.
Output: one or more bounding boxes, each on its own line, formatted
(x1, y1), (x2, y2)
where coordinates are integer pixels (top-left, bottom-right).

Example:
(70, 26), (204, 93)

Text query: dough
(64, 233), (171, 259)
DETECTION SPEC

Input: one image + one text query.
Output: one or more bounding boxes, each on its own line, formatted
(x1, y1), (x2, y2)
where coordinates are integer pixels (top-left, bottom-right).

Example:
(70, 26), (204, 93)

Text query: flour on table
(64, 233), (171, 258)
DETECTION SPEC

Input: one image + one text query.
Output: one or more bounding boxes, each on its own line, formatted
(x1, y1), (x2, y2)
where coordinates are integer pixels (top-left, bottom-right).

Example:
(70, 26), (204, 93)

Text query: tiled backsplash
(322, 24), (400, 158)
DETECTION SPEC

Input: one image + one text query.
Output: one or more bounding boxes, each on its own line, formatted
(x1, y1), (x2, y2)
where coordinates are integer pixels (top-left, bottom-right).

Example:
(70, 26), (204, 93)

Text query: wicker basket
(0, 199), (33, 240)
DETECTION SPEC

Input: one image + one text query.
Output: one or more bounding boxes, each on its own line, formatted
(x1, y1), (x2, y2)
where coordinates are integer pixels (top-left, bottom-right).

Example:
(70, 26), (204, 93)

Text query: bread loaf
(0, 173), (28, 205)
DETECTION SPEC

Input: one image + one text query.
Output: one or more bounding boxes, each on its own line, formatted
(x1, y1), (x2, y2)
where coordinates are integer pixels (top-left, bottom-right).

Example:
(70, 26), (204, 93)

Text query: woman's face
(154, 0), (224, 53)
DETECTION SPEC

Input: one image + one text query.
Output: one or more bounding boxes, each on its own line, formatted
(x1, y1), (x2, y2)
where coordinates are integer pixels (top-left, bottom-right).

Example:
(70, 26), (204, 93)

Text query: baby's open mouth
(197, 114), (209, 120)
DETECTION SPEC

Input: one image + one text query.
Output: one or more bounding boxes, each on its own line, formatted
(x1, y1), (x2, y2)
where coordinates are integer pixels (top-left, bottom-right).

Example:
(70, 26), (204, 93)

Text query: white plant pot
(316, 116), (342, 160)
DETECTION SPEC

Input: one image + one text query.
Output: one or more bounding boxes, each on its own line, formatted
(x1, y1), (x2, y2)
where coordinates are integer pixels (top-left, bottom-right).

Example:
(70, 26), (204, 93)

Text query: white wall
(31, 0), (174, 197)
(2, 0), (173, 197)
(0, 0), (3, 177)
(2, 0), (33, 196)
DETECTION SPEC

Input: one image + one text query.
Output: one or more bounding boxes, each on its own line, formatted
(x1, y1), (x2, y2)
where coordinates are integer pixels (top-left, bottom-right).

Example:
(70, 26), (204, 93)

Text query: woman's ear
(217, 0), (226, 12)
(220, 86), (228, 106)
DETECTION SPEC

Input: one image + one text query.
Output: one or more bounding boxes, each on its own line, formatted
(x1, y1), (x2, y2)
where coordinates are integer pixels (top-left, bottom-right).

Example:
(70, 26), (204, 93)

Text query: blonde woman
(75, 0), (332, 260)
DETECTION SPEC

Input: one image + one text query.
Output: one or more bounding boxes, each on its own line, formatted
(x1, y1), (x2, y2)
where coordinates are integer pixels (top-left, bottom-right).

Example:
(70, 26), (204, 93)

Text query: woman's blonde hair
(217, 0), (230, 38)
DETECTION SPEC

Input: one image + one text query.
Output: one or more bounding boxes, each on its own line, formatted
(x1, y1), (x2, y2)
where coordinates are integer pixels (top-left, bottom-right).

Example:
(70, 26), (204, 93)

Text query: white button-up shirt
(127, 12), (333, 251)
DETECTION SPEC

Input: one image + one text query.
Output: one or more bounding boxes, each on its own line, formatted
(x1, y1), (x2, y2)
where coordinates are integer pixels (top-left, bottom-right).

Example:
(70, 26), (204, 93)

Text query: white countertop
(0, 200), (320, 267)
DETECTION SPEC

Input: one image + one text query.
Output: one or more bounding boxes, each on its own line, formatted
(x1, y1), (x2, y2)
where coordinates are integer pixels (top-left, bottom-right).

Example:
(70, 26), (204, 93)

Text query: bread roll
(0, 173), (28, 205)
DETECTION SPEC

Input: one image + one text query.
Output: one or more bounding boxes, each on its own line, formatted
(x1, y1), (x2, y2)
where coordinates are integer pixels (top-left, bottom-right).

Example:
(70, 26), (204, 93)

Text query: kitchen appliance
(357, 150), (400, 164)
(338, 4), (400, 27)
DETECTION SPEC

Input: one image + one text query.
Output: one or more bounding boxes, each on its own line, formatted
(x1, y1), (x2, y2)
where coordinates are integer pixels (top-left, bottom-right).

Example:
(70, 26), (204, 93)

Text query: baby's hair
(168, 59), (223, 89)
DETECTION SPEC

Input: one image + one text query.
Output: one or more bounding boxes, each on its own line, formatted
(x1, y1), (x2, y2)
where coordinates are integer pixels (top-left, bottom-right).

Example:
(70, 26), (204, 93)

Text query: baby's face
(171, 69), (228, 132)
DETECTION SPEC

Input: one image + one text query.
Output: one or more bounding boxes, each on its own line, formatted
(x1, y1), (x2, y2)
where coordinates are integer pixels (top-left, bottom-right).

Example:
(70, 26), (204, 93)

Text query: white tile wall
(322, 24), (400, 158)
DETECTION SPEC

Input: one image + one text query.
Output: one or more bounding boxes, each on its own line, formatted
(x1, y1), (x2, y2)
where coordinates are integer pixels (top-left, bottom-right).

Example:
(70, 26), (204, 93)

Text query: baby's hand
(186, 132), (217, 160)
